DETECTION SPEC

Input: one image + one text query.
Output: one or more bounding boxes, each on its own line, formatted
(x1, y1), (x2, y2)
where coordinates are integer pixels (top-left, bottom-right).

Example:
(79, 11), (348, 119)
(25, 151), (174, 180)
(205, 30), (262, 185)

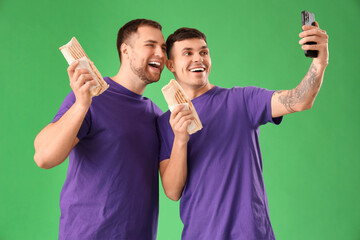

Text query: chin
(142, 78), (159, 85)
(191, 77), (208, 87)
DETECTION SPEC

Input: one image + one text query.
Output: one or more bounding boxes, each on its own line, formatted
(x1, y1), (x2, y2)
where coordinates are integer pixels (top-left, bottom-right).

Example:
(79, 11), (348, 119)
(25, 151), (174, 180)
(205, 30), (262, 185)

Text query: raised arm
(159, 106), (194, 201)
(271, 21), (329, 118)
(34, 61), (98, 169)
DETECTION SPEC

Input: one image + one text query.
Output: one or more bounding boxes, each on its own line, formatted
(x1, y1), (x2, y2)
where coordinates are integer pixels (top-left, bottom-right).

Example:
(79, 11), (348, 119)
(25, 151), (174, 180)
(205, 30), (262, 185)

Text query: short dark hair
(166, 27), (207, 59)
(117, 19), (162, 62)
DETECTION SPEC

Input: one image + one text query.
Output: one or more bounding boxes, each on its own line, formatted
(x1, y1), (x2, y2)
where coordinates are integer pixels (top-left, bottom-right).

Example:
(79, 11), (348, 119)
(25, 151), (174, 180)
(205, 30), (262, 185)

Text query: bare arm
(271, 21), (329, 118)
(159, 106), (194, 201)
(33, 61), (98, 169)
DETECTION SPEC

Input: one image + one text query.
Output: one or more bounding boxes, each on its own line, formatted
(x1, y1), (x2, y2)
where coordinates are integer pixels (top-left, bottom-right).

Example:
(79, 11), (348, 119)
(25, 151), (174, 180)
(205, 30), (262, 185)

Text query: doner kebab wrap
(161, 79), (203, 134)
(59, 37), (109, 97)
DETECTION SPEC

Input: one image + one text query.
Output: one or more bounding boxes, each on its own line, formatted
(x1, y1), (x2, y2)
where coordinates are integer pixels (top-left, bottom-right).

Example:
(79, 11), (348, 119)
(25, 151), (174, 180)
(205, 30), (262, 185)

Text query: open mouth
(148, 61), (161, 70)
(189, 67), (205, 73)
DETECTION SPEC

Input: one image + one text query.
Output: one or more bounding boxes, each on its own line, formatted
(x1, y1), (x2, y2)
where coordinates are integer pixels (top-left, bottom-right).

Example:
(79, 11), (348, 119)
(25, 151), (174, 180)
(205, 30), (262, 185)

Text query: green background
(1, 0), (359, 239)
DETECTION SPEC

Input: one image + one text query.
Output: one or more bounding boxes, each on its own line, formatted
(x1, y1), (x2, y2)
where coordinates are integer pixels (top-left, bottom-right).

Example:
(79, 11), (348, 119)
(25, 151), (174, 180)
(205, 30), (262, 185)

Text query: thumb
(314, 21), (319, 28)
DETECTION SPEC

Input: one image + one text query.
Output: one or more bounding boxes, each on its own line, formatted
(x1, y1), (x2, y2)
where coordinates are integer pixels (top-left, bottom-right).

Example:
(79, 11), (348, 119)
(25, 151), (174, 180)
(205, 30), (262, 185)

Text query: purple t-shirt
(157, 86), (282, 240)
(53, 77), (162, 240)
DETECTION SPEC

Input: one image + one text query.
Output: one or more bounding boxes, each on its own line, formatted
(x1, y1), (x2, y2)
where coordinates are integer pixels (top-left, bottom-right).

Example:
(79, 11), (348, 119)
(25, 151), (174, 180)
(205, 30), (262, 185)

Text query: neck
(111, 65), (147, 95)
(177, 79), (214, 100)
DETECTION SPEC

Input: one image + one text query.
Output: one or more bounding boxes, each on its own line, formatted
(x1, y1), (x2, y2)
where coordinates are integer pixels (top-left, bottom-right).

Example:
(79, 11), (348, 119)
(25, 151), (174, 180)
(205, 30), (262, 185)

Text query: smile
(189, 67), (205, 72)
(148, 61), (161, 69)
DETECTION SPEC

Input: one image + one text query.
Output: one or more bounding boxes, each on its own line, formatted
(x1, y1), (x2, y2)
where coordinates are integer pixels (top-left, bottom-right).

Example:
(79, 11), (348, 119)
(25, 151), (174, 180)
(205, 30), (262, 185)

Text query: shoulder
(211, 86), (246, 99)
(213, 85), (252, 96)
(58, 91), (76, 108)
(230, 86), (273, 97)
(147, 99), (163, 117)
(63, 91), (75, 101)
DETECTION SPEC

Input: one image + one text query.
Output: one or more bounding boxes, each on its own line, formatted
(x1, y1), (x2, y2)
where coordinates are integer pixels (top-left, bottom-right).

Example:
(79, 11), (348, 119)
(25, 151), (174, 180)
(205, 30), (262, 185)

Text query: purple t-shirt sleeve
(51, 91), (91, 140)
(240, 86), (282, 128)
(156, 112), (172, 162)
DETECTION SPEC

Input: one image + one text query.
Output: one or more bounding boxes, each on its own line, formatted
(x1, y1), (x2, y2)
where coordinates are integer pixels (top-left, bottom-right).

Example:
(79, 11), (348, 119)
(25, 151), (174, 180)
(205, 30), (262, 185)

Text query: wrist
(312, 59), (328, 70)
(174, 135), (189, 146)
(73, 100), (91, 112)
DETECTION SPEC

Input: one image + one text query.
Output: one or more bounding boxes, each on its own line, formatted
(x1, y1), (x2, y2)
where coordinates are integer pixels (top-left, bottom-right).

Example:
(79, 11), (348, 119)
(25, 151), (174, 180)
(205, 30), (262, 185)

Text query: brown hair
(117, 19), (162, 62)
(166, 27), (207, 59)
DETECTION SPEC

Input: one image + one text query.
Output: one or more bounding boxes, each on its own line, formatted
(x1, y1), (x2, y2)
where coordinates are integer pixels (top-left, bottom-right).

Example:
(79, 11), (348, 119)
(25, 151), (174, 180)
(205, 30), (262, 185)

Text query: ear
(120, 43), (130, 60)
(166, 59), (175, 73)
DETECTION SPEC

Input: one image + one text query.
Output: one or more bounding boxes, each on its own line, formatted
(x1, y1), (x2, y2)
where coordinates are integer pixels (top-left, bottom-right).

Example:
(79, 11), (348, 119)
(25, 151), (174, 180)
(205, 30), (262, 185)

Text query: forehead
(133, 25), (165, 43)
(173, 38), (208, 52)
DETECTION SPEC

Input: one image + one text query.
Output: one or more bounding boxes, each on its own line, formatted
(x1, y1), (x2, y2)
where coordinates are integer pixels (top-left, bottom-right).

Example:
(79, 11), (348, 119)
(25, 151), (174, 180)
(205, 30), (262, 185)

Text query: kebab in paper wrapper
(59, 37), (109, 97)
(161, 79), (203, 134)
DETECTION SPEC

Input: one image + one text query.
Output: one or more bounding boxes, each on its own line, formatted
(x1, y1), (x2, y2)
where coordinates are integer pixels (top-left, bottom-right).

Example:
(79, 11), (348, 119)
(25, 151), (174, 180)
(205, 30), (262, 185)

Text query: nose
(154, 45), (165, 59)
(193, 53), (203, 63)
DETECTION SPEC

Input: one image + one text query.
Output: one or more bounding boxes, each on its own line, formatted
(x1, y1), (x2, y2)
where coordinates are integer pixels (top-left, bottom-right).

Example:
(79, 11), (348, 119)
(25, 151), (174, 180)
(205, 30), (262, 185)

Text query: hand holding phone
(301, 11), (318, 58)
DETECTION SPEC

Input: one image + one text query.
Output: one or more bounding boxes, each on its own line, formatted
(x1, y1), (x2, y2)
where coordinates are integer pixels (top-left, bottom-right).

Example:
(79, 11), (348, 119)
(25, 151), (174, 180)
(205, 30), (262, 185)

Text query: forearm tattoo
(276, 63), (320, 112)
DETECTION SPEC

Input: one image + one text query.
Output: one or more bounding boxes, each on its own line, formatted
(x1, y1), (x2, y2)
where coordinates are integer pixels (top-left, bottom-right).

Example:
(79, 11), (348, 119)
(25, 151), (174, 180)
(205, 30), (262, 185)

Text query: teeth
(190, 68), (205, 72)
(149, 61), (160, 66)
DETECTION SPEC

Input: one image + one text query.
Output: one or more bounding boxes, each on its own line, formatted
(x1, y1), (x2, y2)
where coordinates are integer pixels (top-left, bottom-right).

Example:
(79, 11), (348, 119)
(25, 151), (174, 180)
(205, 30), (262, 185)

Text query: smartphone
(301, 11), (318, 58)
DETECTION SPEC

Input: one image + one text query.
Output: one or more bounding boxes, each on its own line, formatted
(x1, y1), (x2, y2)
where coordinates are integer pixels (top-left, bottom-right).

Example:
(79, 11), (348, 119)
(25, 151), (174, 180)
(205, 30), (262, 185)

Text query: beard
(130, 58), (160, 85)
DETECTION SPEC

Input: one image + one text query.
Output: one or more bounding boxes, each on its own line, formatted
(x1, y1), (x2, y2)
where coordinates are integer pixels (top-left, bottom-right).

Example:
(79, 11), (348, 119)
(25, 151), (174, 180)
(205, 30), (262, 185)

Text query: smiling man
(157, 25), (328, 239)
(34, 19), (166, 239)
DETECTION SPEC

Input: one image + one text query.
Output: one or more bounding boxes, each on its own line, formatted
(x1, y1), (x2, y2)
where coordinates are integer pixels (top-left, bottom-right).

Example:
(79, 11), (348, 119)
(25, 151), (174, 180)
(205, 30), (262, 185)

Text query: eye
(162, 47), (166, 52)
(184, 52), (192, 56)
(146, 44), (154, 47)
(201, 51), (208, 56)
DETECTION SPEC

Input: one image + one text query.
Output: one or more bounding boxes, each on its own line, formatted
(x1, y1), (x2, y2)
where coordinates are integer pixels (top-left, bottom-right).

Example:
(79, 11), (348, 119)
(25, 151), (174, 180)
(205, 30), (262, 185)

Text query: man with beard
(157, 25), (328, 239)
(34, 19), (166, 239)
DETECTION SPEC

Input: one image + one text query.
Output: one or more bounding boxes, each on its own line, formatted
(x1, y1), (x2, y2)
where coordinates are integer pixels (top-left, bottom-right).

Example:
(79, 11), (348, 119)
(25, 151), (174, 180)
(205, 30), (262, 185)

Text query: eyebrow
(144, 40), (166, 48)
(181, 46), (208, 51)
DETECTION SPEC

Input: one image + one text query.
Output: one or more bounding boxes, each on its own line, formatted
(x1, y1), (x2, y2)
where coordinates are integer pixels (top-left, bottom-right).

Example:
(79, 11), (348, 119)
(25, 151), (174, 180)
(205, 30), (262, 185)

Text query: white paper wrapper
(76, 57), (100, 91)
(169, 103), (189, 112)
(169, 103), (196, 134)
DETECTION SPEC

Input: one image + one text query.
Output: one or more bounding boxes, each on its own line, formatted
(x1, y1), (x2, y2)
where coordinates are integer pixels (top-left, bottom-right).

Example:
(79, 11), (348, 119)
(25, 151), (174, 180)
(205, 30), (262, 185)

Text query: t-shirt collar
(191, 85), (219, 104)
(104, 77), (143, 99)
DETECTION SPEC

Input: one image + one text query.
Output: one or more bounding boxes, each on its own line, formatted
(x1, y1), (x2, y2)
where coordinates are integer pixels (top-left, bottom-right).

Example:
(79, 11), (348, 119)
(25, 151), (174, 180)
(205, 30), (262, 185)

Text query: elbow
(297, 102), (314, 112)
(34, 151), (53, 169)
(302, 103), (313, 111)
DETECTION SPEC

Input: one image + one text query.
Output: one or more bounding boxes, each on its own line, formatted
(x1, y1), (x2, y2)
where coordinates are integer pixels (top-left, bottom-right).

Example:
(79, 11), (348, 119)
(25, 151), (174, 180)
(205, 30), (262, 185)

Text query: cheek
(135, 47), (150, 59)
(180, 59), (190, 72)
(173, 59), (186, 73)
(206, 59), (211, 70)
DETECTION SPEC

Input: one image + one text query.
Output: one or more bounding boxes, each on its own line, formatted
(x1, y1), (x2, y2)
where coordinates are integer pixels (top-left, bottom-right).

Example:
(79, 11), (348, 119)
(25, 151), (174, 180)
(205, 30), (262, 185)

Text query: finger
(173, 110), (192, 124)
(299, 29), (319, 37)
(176, 113), (194, 129)
(314, 21), (319, 28)
(170, 105), (185, 121)
(180, 119), (193, 131)
(177, 117), (188, 131)
(181, 109), (192, 115)
(76, 74), (94, 87)
(173, 111), (186, 126)
(72, 69), (91, 83)
(299, 28), (327, 38)
(82, 79), (98, 91)
(67, 60), (80, 78)
(301, 43), (326, 51)
(170, 106), (191, 122)
(299, 36), (328, 45)
(302, 24), (317, 31)
(180, 114), (195, 123)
